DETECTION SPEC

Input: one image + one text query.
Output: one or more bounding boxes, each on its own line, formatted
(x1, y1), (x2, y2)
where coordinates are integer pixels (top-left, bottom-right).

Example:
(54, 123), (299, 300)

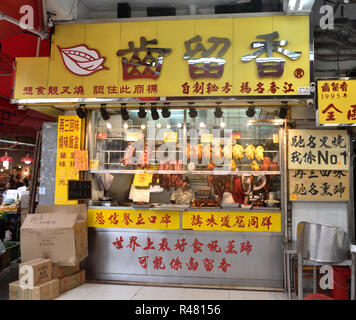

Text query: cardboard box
(19, 258), (52, 287)
(52, 265), (80, 279)
(9, 279), (59, 300)
(20, 204), (88, 266)
(59, 270), (85, 294)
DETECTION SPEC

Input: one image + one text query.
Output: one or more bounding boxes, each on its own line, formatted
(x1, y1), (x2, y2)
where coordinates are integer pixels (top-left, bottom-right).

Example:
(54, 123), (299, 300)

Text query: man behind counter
(170, 177), (195, 205)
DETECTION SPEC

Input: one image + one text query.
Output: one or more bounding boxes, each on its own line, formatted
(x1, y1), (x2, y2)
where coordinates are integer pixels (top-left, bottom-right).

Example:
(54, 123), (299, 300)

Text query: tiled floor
(55, 282), (296, 300)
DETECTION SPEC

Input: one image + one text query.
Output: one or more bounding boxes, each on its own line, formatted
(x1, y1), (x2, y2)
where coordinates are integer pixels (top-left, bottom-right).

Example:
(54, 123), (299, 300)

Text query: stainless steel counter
(84, 205), (284, 289)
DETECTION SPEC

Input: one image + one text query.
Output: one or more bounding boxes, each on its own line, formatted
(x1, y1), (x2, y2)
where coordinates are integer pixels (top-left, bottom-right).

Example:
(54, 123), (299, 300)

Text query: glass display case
(89, 107), (283, 209)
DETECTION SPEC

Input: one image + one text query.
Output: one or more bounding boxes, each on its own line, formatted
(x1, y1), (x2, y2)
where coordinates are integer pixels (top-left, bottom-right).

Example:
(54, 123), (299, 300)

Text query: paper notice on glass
(132, 187), (150, 203)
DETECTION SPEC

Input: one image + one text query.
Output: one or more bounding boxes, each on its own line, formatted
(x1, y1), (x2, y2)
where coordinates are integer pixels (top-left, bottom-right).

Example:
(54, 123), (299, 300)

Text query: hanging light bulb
(21, 154), (34, 165)
(1, 152), (13, 169)
(214, 104), (223, 118)
(162, 103), (171, 118)
(151, 105), (159, 120)
(246, 104), (256, 118)
(121, 108), (130, 121)
(76, 104), (87, 119)
(138, 103), (147, 118)
(100, 104), (110, 121)
(188, 104), (197, 118)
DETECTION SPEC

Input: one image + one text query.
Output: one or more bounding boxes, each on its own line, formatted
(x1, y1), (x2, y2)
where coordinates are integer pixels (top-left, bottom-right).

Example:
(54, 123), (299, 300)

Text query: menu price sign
(67, 180), (92, 201)
(288, 130), (348, 170)
(74, 150), (88, 171)
(317, 79), (356, 125)
(55, 115), (84, 205)
(289, 169), (349, 201)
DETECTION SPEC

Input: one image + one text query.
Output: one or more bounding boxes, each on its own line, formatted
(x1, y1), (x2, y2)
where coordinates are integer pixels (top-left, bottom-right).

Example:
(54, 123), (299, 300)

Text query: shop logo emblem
(58, 45), (108, 76)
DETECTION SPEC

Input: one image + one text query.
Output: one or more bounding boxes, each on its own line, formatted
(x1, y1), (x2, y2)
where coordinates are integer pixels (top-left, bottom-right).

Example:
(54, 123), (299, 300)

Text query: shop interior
(88, 106), (285, 210)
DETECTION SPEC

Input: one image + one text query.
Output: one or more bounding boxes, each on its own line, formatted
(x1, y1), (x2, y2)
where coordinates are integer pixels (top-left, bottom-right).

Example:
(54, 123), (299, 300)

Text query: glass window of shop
(89, 107), (283, 209)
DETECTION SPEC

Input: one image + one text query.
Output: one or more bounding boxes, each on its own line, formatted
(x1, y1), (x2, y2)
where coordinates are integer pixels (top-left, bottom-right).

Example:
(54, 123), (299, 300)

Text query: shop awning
(0, 97), (55, 137)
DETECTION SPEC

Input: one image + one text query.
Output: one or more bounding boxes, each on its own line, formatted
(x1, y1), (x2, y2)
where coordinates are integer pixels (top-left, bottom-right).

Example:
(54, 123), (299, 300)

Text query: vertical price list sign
(55, 115), (84, 204)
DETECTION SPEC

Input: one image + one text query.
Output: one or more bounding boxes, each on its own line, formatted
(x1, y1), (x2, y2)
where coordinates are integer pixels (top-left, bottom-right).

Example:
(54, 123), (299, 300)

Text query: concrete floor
(54, 282), (294, 300)
(0, 261), (299, 300)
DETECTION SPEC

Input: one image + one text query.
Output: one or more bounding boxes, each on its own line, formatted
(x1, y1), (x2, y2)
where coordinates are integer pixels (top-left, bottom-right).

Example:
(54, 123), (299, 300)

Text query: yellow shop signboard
(317, 79), (356, 125)
(54, 115), (85, 204)
(14, 15), (310, 102)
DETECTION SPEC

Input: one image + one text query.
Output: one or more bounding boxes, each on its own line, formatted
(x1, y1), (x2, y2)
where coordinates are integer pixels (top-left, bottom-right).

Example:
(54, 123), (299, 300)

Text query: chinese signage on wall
(88, 209), (180, 230)
(317, 79), (356, 125)
(14, 15), (310, 101)
(55, 115), (84, 204)
(111, 234), (254, 274)
(288, 129), (349, 201)
(288, 130), (348, 170)
(183, 211), (281, 232)
(289, 169), (349, 201)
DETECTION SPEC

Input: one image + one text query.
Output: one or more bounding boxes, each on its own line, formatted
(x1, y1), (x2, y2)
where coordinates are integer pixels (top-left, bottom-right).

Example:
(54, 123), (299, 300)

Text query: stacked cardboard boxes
(9, 258), (59, 300)
(9, 259), (86, 299)
(10, 204), (89, 299)
(52, 265), (86, 294)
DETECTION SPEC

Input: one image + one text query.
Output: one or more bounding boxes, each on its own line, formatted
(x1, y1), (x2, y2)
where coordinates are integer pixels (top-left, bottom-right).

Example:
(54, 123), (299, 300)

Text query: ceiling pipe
(0, 12), (48, 39)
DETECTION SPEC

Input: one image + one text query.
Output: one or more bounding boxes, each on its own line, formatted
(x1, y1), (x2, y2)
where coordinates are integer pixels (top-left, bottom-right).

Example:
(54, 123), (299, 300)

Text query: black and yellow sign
(288, 130), (348, 170)
(289, 169), (349, 201)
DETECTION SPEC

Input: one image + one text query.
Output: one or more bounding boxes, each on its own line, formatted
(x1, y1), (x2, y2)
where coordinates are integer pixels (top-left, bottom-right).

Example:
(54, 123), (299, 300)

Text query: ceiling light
(138, 106), (147, 118)
(76, 105), (86, 119)
(100, 104), (110, 121)
(123, 123), (129, 129)
(214, 105), (223, 118)
(177, 123), (182, 128)
(199, 122), (205, 128)
(121, 106), (130, 121)
(166, 124), (171, 129)
(151, 106), (159, 120)
(246, 105), (256, 118)
(157, 123), (162, 128)
(141, 124), (146, 130)
(188, 105), (197, 118)
(106, 122), (112, 129)
(220, 122), (226, 128)
(162, 104), (171, 118)
(21, 154), (34, 165)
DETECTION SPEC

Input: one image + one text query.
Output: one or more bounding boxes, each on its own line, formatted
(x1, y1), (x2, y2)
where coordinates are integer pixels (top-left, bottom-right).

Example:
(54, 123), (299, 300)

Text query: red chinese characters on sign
(160, 214), (172, 228)
(206, 214), (218, 228)
(122, 213), (133, 226)
(191, 215), (203, 227)
(169, 257), (183, 271)
(95, 212), (105, 225)
(186, 257), (199, 271)
(112, 236), (124, 250)
(174, 238), (188, 252)
(347, 105), (356, 121)
(112, 236), (254, 273)
(321, 103), (343, 121)
(218, 258), (231, 273)
(127, 236), (141, 252)
(207, 240), (221, 253)
(158, 237), (172, 252)
(138, 256), (148, 269)
(153, 256), (166, 270)
(143, 237), (155, 251)
(108, 212), (119, 225)
(181, 81), (232, 95)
